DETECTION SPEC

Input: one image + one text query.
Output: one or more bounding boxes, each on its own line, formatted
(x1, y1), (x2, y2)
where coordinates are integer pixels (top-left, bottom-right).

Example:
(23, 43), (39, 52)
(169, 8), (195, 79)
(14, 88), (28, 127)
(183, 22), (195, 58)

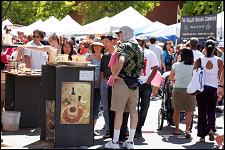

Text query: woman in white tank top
(194, 40), (223, 142)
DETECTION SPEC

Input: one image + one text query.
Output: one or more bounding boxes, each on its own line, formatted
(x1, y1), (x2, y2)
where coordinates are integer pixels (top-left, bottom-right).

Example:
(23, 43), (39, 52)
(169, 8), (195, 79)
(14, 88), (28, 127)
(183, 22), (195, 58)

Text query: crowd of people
(1, 25), (224, 149)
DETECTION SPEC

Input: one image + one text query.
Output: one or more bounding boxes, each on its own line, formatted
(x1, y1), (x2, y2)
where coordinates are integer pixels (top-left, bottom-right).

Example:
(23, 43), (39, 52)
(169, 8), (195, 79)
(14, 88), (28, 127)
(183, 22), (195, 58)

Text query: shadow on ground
(2, 127), (41, 136)
(157, 126), (193, 145)
(183, 141), (215, 149)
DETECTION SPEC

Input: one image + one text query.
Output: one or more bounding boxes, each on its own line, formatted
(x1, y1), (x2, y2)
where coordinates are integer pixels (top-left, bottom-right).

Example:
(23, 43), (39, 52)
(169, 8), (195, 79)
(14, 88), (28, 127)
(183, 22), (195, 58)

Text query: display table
(41, 64), (95, 148)
(4, 71), (41, 128)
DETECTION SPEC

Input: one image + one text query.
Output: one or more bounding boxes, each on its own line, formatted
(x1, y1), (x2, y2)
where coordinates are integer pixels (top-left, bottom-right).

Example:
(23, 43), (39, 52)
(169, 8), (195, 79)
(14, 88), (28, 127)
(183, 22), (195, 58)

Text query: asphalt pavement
(1, 97), (224, 149)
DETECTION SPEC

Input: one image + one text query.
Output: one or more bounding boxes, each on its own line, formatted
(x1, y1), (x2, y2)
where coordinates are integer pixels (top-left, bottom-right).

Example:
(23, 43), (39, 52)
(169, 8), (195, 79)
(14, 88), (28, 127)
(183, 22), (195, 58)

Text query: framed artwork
(60, 82), (91, 124)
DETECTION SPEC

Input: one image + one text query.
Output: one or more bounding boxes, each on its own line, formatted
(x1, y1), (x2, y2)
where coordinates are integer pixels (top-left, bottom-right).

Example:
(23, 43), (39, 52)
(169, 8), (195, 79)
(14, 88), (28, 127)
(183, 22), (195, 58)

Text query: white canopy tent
(2, 19), (13, 29)
(38, 16), (62, 35)
(109, 6), (153, 30)
(135, 21), (167, 35)
(146, 23), (181, 38)
(80, 16), (113, 34)
(59, 15), (82, 34)
(20, 19), (44, 35)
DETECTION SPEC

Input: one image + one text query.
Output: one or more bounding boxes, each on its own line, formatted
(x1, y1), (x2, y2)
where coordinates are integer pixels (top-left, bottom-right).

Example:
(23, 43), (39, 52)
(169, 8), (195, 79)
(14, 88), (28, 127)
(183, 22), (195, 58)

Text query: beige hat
(91, 37), (104, 47)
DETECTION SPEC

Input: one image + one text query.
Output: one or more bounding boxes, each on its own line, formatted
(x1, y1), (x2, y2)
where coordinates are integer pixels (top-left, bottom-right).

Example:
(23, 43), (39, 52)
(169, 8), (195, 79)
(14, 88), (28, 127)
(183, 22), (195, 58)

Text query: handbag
(187, 58), (204, 95)
(123, 76), (140, 90)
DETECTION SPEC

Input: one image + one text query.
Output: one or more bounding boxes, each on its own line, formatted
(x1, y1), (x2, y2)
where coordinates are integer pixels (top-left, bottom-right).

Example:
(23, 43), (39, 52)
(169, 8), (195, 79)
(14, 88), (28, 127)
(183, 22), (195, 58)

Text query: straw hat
(91, 37), (104, 47)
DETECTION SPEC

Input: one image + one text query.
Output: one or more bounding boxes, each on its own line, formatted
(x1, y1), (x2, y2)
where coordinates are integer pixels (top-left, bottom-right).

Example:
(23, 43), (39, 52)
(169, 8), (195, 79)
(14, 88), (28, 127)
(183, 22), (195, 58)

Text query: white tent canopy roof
(135, 21), (167, 35)
(38, 16), (61, 35)
(20, 19), (44, 35)
(2, 19), (13, 29)
(109, 6), (153, 30)
(80, 16), (113, 34)
(58, 15), (82, 34)
(145, 23), (181, 38)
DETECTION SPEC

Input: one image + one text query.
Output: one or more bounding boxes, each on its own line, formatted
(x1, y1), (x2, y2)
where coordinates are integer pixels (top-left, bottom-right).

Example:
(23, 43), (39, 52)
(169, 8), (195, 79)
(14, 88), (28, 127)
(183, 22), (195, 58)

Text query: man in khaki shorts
(105, 26), (144, 149)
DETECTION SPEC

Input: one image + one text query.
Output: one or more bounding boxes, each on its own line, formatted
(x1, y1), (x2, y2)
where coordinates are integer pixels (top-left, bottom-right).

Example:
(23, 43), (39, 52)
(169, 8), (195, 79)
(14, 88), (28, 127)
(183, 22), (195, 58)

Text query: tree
(180, 1), (223, 18)
(75, 1), (160, 25)
(2, 1), (76, 25)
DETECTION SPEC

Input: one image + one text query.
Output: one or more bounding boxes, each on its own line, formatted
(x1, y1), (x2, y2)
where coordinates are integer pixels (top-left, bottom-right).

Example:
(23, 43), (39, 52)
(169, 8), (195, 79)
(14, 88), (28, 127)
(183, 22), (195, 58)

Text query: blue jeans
(136, 83), (152, 132)
(100, 79), (109, 131)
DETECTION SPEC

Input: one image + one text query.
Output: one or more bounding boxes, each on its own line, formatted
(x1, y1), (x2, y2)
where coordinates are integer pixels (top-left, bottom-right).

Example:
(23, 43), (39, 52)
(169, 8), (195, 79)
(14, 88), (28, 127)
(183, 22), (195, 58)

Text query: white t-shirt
(23, 41), (48, 69)
(139, 48), (159, 84)
(148, 44), (163, 66)
(192, 50), (204, 62)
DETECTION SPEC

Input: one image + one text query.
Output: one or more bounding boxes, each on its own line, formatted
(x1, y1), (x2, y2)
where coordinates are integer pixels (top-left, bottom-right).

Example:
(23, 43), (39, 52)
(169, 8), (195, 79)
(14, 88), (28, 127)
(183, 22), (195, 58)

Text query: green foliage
(76, 1), (160, 25)
(2, 1), (76, 25)
(181, 1), (223, 18)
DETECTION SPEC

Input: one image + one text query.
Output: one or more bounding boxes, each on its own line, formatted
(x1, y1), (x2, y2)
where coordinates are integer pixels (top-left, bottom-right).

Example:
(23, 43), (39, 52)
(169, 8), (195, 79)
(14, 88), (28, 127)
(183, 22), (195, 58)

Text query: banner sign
(180, 14), (217, 43)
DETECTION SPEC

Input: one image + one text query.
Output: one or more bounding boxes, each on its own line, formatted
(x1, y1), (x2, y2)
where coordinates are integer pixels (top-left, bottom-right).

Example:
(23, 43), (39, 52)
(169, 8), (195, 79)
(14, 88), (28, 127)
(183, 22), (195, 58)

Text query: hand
(111, 75), (122, 80)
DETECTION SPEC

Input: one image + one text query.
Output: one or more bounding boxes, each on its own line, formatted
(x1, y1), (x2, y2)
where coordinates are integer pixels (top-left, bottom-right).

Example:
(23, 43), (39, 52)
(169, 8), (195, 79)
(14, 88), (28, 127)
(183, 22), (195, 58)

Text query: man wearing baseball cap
(105, 26), (144, 149)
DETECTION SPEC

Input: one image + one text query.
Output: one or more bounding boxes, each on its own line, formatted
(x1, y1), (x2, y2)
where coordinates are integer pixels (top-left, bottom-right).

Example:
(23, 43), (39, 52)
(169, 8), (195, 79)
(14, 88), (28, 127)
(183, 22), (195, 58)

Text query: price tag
(79, 70), (94, 81)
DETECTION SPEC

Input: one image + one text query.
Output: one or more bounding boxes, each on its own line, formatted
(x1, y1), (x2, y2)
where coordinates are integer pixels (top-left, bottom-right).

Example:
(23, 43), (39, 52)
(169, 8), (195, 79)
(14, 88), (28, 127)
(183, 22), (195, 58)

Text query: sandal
(208, 130), (215, 141)
(185, 131), (191, 139)
(173, 131), (181, 135)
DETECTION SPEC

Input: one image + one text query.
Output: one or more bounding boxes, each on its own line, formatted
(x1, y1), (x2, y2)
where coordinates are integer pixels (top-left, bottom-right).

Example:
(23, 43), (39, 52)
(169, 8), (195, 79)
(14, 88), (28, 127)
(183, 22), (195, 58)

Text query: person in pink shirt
(107, 51), (119, 86)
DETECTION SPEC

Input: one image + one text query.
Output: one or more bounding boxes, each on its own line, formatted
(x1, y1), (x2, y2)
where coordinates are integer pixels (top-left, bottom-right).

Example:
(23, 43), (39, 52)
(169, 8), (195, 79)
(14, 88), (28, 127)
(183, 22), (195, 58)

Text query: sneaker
(105, 141), (120, 149)
(123, 140), (134, 149)
(94, 131), (100, 136)
(199, 137), (205, 142)
(208, 130), (215, 141)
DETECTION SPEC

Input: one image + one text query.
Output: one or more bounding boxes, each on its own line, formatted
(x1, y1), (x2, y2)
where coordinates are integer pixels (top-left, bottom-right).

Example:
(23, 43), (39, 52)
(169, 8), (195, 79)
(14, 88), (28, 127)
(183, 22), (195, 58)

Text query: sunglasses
(33, 35), (40, 38)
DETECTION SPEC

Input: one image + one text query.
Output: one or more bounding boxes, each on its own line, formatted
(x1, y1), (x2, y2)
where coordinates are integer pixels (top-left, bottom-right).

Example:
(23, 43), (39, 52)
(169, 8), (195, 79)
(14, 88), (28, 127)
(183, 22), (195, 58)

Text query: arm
(24, 45), (50, 52)
(162, 52), (167, 72)
(16, 47), (23, 62)
(111, 55), (125, 77)
(24, 55), (31, 68)
(169, 68), (175, 82)
(193, 58), (200, 70)
(217, 61), (224, 99)
(218, 59), (224, 84)
(146, 66), (157, 85)
(160, 55), (163, 70)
